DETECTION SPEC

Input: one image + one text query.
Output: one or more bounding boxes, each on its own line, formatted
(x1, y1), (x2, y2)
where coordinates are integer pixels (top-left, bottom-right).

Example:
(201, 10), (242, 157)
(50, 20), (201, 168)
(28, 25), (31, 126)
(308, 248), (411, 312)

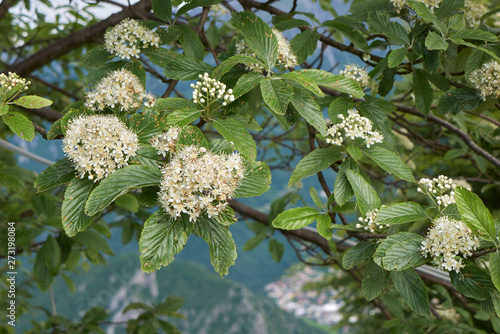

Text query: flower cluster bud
(191, 73), (234, 107)
(326, 109), (384, 148)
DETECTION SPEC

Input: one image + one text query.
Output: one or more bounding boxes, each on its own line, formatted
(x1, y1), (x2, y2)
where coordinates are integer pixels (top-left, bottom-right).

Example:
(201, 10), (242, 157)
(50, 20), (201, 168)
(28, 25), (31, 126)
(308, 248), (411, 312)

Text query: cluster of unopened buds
(150, 126), (181, 157)
(104, 18), (160, 59)
(62, 115), (139, 182)
(356, 209), (389, 233)
(339, 64), (372, 90)
(326, 109), (384, 148)
(85, 69), (155, 112)
(235, 27), (297, 73)
(468, 60), (500, 99)
(0, 72), (30, 101)
(191, 73), (234, 107)
(158, 145), (244, 222)
(417, 175), (458, 208)
(421, 216), (480, 272)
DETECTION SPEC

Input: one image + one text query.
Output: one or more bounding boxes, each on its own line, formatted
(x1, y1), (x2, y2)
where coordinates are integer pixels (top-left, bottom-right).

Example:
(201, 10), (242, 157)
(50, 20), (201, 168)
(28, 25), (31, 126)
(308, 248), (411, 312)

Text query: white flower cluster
(417, 175), (457, 207)
(326, 109), (384, 148)
(390, 0), (442, 12)
(468, 61), (500, 99)
(63, 115), (139, 181)
(191, 73), (234, 107)
(421, 216), (480, 272)
(158, 145), (244, 222)
(150, 126), (181, 157)
(0, 72), (30, 98)
(339, 64), (371, 90)
(235, 28), (298, 73)
(85, 69), (155, 112)
(104, 19), (160, 59)
(464, 0), (486, 28)
(356, 209), (389, 233)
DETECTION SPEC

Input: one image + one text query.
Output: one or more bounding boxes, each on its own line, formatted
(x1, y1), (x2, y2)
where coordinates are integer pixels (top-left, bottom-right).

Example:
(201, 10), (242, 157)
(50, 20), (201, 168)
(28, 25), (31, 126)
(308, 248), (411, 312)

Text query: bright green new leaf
(2, 112), (35, 141)
(289, 147), (342, 187)
(272, 207), (320, 230)
(375, 202), (428, 225)
(85, 165), (162, 216)
(455, 186), (496, 241)
(260, 78), (293, 115)
(139, 210), (191, 273)
(12, 95), (52, 109)
(346, 169), (381, 216)
(391, 270), (431, 316)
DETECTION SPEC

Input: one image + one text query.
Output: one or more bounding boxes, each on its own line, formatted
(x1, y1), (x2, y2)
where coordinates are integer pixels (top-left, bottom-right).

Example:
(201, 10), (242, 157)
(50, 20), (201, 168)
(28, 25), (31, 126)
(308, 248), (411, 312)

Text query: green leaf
(408, 1), (448, 35)
(322, 20), (368, 50)
(139, 210), (191, 273)
(434, 0), (464, 19)
(234, 161), (271, 198)
(425, 31), (449, 51)
(273, 18), (310, 31)
(126, 111), (168, 143)
(379, 235), (428, 271)
(212, 55), (264, 80)
(155, 97), (196, 111)
(268, 239), (285, 262)
(490, 252), (500, 292)
(296, 69), (364, 98)
(82, 45), (112, 67)
(316, 213), (332, 239)
(342, 241), (377, 270)
(391, 270), (431, 316)
(213, 118), (257, 160)
(85, 60), (127, 85)
(144, 48), (214, 80)
(176, 125), (209, 148)
(35, 158), (76, 192)
(193, 214), (237, 276)
(166, 109), (202, 126)
(178, 25), (205, 60)
(362, 260), (388, 301)
(260, 78), (293, 115)
(281, 72), (324, 97)
(388, 48), (407, 68)
(34, 235), (61, 291)
(12, 95), (52, 109)
(465, 49), (490, 78)
(437, 88), (483, 114)
(450, 264), (495, 300)
(290, 88), (327, 136)
(375, 202), (428, 225)
(346, 169), (381, 216)
(289, 147), (343, 187)
(363, 146), (415, 182)
(290, 29), (319, 63)
(347, 143), (362, 161)
(328, 96), (353, 121)
(232, 72), (264, 99)
(0, 104), (8, 115)
(85, 165), (162, 216)
(272, 207), (320, 230)
(455, 186), (495, 241)
(2, 112), (35, 141)
(243, 232), (267, 251)
(62, 177), (96, 237)
(367, 11), (409, 45)
(175, 0), (222, 18)
(231, 11), (278, 71)
(115, 193), (140, 213)
(357, 96), (396, 146)
(74, 229), (114, 255)
(152, 0), (172, 22)
(334, 158), (356, 206)
(413, 69), (433, 115)
(452, 29), (498, 42)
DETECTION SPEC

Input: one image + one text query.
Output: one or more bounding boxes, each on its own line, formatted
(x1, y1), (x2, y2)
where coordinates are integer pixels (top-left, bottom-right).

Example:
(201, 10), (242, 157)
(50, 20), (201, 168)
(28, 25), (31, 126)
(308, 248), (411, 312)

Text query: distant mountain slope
(21, 254), (331, 334)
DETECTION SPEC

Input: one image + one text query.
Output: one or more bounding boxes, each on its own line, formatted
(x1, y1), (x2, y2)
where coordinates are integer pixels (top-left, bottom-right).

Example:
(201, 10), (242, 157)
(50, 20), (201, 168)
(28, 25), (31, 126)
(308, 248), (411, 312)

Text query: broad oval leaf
(342, 241), (377, 270)
(391, 270), (431, 316)
(234, 161), (271, 198)
(296, 69), (364, 98)
(272, 207), (320, 230)
(213, 118), (257, 160)
(85, 165), (162, 216)
(62, 177), (96, 237)
(289, 147), (343, 187)
(35, 158), (76, 192)
(345, 169), (381, 216)
(455, 186), (495, 241)
(260, 78), (293, 115)
(375, 202), (428, 225)
(362, 260), (388, 301)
